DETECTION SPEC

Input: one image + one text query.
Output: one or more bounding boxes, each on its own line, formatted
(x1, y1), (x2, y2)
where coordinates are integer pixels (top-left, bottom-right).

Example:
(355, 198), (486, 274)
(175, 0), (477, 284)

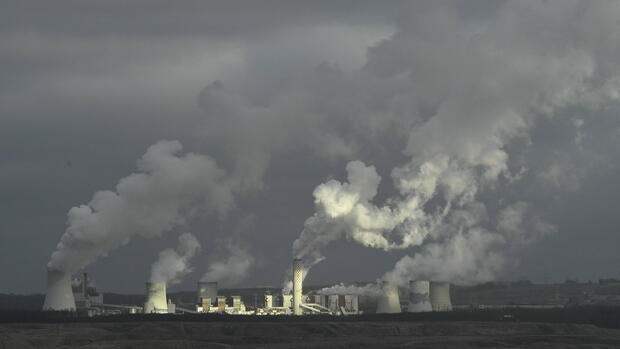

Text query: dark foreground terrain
(2, 320), (620, 348)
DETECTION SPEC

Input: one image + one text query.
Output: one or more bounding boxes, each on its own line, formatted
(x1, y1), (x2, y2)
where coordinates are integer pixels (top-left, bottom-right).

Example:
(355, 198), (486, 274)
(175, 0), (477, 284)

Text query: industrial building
(42, 260), (453, 316)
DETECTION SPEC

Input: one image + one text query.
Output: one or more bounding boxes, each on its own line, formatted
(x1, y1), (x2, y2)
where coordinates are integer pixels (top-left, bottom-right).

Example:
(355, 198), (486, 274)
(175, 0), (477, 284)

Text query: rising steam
(201, 242), (254, 286)
(47, 140), (233, 274)
(288, 1), (620, 287)
(150, 233), (201, 285)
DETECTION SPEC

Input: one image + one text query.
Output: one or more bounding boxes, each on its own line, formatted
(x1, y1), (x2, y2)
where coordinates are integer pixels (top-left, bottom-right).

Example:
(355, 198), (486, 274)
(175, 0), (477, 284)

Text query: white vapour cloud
(287, 1), (620, 287)
(201, 242), (254, 287)
(47, 140), (234, 274)
(317, 283), (382, 296)
(383, 229), (506, 286)
(150, 233), (201, 285)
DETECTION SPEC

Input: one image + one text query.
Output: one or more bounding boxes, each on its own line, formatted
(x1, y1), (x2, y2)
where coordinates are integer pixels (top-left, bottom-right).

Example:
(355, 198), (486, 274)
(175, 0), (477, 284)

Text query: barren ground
(2, 321), (620, 348)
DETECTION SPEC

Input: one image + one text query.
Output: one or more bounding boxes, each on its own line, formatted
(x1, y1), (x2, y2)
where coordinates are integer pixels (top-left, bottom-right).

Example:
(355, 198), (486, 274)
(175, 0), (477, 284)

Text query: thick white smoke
(47, 140), (234, 274)
(288, 1), (620, 286)
(150, 233), (201, 285)
(317, 283), (382, 296)
(201, 242), (254, 287)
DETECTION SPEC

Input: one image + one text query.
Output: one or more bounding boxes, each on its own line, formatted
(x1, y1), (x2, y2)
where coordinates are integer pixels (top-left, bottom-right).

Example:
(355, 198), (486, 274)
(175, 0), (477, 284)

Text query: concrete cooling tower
(407, 280), (432, 313)
(429, 282), (452, 311)
(197, 281), (217, 305)
(292, 258), (303, 315)
(376, 281), (401, 313)
(144, 282), (168, 314)
(42, 269), (76, 311)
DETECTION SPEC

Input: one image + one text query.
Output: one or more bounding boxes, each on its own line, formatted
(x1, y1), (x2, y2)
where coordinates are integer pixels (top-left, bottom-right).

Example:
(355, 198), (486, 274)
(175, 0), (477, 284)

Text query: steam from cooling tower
(46, 140), (234, 275)
(286, 1), (615, 285)
(317, 283), (382, 296)
(201, 242), (254, 286)
(150, 233), (201, 285)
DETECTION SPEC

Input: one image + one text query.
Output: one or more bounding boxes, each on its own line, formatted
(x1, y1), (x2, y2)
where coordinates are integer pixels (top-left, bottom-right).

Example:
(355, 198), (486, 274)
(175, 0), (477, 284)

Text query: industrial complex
(42, 259), (453, 317)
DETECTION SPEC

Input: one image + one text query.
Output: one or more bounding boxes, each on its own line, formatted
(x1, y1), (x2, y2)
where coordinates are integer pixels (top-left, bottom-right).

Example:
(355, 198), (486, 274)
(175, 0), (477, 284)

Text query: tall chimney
(292, 258), (303, 315)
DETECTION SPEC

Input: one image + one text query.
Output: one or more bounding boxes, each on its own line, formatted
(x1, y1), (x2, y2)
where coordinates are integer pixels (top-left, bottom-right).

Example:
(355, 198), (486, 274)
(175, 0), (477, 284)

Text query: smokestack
(144, 282), (168, 314)
(407, 280), (432, 312)
(376, 281), (401, 314)
(292, 258), (303, 315)
(429, 282), (452, 311)
(197, 281), (217, 306)
(42, 269), (76, 311)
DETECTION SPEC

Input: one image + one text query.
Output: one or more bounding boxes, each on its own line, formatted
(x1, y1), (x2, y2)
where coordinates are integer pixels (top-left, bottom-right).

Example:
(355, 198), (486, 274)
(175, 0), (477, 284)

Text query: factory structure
(42, 259), (453, 316)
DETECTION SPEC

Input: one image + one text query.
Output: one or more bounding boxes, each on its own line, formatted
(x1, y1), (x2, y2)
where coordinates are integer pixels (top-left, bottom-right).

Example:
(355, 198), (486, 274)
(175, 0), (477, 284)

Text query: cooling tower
(144, 282), (168, 313)
(197, 281), (217, 305)
(42, 269), (76, 311)
(376, 281), (401, 313)
(429, 282), (452, 311)
(408, 280), (432, 312)
(292, 258), (303, 315)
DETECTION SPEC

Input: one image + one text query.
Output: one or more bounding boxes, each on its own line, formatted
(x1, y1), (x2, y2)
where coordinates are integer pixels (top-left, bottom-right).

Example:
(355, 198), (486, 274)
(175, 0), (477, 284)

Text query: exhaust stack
(42, 269), (76, 311)
(292, 258), (303, 315)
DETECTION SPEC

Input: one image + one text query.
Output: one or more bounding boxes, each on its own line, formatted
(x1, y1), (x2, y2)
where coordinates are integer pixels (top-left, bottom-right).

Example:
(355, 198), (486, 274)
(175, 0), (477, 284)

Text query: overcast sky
(1, 0), (619, 294)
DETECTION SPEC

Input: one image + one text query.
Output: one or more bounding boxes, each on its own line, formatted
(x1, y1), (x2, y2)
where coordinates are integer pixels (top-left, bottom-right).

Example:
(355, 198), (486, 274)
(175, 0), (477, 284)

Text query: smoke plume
(150, 233), (201, 285)
(288, 1), (620, 286)
(47, 140), (234, 274)
(317, 283), (381, 296)
(201, 242), (254, 287)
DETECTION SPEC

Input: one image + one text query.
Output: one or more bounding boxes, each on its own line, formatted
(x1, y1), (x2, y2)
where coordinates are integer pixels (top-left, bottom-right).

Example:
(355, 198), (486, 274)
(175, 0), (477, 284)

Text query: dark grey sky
(1, 1), (619, 294)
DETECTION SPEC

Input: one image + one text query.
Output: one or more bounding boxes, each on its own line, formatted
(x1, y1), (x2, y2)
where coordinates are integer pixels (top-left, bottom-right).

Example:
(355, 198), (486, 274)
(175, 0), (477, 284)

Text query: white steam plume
(150, 233), (201, 285)
(288, 1), (620, 287)
(47, 140), (234, 274)
(201, 242), (254, 287)
(317, 283), (382, 296)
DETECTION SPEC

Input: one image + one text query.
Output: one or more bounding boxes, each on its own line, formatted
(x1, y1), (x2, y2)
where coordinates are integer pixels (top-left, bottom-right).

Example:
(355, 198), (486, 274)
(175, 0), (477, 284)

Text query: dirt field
(2, 321), (620, 348)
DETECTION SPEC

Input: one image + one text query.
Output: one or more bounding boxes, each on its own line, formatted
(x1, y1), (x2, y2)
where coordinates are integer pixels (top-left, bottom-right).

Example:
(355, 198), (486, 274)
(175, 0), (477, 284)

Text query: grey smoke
(47, 140), (234, 274)
(150, 233), (201, 285)
(317, 282), (381, 296)
(201, 242), (254, 287)
(288, 1), (620, 286)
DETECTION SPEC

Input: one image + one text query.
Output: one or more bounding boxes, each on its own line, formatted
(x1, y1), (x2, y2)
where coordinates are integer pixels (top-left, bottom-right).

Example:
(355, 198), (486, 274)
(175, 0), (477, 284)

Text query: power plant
(42, 259), (453, 317)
